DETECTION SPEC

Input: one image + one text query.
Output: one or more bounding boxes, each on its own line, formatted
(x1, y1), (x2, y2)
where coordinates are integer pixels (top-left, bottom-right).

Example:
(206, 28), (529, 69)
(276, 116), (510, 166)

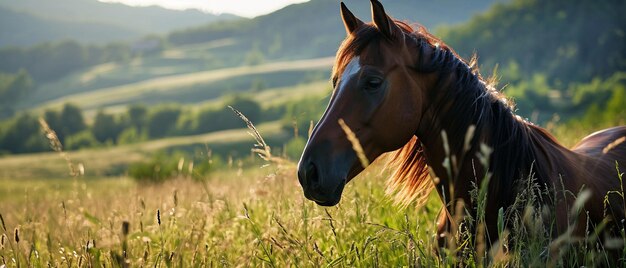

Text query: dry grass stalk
(38, 118), (80, 177)
(0, 213), (6, 232)
(229, 106), (286, 164)
(308, 120), (314, 138)
(338, 118), (369, 168)
(602, 136), (625, 154)
(13, 228), (18, 243)
(157, 209), (161, 226)
(122, 221), (130, 237)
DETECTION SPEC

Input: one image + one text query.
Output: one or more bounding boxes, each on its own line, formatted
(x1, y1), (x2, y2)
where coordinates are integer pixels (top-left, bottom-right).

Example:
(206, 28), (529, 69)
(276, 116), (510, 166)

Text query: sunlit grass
(0, 161), (443, 267)
(0, 121), (285, 180)
(0, 124), (623, 266)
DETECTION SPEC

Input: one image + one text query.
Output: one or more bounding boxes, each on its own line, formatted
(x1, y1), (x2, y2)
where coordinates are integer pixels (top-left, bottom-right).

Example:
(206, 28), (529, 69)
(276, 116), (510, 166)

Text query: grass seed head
(173, 190), (178, 207)
(0, 213), (6, 232)
(14, 228), (19, 243)
(157, 209), (161, 225)
(122, 221), (130, 237)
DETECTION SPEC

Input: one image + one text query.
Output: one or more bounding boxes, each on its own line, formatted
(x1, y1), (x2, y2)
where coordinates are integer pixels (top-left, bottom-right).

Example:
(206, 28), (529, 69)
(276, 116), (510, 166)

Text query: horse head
(297, 0), (437, 206)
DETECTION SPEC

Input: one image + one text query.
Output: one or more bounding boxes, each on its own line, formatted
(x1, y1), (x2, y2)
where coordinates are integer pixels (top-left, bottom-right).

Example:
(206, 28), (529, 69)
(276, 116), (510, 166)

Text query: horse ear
(370, 0), (402, 40)
(341, 2), (363, 35)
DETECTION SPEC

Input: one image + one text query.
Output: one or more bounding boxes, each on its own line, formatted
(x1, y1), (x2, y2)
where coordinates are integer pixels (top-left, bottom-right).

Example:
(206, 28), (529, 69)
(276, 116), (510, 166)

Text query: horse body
(297, 0), (626, 248)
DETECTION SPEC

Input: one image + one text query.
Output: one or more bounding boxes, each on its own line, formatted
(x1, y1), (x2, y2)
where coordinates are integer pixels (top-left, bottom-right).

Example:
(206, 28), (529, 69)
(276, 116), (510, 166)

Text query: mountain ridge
(0, 0), (241, 46)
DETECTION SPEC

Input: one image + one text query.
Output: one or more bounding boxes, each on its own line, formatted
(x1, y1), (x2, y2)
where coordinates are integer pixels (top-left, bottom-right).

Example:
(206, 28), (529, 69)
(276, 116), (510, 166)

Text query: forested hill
(168, 0), (502, 60)
(439, 0), (626, 85)
(0, 0), (503, 85)
(0, 0), (239, 46)
(0, 7), (140, 47)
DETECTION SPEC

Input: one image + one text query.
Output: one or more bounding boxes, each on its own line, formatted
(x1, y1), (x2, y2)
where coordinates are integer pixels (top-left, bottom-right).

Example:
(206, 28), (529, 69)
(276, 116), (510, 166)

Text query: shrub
(147, 105), (181, 138)
(127, 152), (220, 183)
(65, 130), (100, 150)
(128, 154), (178, 183)
(117, 127), (147, 145)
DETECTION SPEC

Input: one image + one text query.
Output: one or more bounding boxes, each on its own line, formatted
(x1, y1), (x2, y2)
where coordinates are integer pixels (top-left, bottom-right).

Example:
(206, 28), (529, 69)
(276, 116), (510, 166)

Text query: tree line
(0, 38), (165, 119)
(0, 96), (269, 155)
(439, 0), (626, 86)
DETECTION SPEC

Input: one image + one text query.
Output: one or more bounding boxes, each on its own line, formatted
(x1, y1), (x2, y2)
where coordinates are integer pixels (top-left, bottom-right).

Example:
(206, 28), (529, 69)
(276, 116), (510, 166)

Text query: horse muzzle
(297, 157), (347, 206)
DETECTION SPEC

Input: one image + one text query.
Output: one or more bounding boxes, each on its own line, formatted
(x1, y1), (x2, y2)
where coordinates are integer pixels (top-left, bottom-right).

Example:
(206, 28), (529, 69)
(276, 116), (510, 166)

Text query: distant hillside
(439, 0), (626, 84)
(0, 7), (140, 47)
(0, 0), (240, 46)
(168, 0), (504, 60)
(4, 0), (507, 116)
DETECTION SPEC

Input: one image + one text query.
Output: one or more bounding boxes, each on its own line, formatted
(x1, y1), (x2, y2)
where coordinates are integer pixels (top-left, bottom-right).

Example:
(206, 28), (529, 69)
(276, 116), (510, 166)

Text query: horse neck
(413, 58), (569, 209)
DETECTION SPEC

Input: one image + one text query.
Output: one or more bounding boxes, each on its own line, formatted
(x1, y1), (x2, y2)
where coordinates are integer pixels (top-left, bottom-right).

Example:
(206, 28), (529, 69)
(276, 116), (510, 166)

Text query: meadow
(0, 121), (623, 267)
(0, 0), (624, 266)
(28, 55), (333, 117)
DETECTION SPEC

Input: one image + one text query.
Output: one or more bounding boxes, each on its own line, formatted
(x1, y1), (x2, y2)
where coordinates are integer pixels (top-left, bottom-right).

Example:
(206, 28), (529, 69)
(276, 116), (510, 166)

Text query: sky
(98, 0), (310, 18)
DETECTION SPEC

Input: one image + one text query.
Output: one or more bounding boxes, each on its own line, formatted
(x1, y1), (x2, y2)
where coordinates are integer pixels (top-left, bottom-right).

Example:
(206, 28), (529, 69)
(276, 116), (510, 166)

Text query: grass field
(0, 154), (446, 267)
(0, 124), (624, 267)
(0, 121), (286, 180)
(27, 57), (334, 117)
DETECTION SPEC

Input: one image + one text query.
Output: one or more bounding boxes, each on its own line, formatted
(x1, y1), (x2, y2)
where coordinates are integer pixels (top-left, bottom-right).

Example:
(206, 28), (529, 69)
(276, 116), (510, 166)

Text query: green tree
(195, 97), (262, 134)
(147, 105), (181, 138)
(117, 127), (147, 145)
(92, 110), (123, 144)
(439, 0), (626, 85)
(59, 103), (86, 141)
(128, 104), (148, 130)
(0, 113), (47, 153)
(65, 130), (100, 150)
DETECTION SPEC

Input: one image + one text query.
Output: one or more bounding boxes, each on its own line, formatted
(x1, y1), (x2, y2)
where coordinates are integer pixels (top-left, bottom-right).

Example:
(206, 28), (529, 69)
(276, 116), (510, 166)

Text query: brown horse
(297, 0), (626, 249)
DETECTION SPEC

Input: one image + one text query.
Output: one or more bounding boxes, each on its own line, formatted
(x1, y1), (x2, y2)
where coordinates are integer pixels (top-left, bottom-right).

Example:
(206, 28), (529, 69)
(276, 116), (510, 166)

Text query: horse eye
(365, 77), (383, 90)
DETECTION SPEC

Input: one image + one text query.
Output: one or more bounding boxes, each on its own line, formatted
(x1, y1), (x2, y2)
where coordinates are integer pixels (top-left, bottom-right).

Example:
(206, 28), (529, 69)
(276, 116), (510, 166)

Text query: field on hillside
(0, 160), (443, 267)
(27, 54), (333, 118)
(0, 125), (623, 267)
(0, 121), (287, 180)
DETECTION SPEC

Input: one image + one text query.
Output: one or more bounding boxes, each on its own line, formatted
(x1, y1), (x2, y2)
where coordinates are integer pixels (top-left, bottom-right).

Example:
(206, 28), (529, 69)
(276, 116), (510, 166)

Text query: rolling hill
(13, 0), (504, 113)
(28, 57), (334, 114)
(169, 0), (505, 60)
(0, 0), (240, 46)
(1, 0), (623, 161)
(438, 0), (626, 84)
(0, 7), (140, 47)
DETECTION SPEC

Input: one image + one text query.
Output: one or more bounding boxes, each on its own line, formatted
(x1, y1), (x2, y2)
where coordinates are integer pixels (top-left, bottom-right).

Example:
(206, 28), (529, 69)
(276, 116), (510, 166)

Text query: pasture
(1, 0), (624, 266)
(27, 56), (333, 118)
(0, 123), (623, 267)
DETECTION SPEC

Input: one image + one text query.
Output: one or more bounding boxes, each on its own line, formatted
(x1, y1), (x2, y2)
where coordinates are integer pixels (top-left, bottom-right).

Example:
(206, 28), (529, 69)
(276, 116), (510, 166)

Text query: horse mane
(334, 20), (565, 207)
(386, 135), (432, 206)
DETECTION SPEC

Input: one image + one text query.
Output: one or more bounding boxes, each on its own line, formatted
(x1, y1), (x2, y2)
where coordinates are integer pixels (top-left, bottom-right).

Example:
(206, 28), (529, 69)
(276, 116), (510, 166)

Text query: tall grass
(0, 120), (624, 266)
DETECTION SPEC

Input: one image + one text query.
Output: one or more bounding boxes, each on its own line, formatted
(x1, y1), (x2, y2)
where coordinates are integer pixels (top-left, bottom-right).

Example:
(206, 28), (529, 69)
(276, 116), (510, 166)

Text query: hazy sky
(98, 0), (309, 18)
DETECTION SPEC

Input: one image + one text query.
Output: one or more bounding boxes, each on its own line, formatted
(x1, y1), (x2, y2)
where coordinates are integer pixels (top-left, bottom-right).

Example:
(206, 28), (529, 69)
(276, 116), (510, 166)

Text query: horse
(297, 0), (626, 252)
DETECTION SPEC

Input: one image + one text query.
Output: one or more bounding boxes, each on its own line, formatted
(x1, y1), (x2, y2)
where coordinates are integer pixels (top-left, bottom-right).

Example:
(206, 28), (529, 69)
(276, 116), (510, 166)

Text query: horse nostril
(306, 162), (320, 187)
(298, 161), (320, 190)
